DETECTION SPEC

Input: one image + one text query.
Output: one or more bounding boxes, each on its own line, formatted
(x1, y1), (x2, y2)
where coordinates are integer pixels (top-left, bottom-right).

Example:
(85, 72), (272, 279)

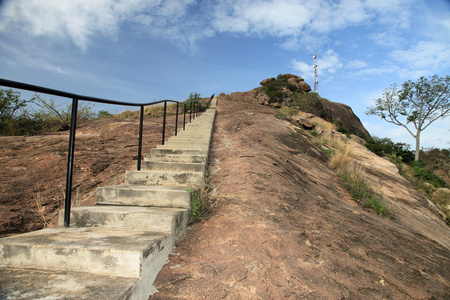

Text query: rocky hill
(237, 73), (370, 138)
(0, 79), (449, 298)
(151, 89), (449, 299)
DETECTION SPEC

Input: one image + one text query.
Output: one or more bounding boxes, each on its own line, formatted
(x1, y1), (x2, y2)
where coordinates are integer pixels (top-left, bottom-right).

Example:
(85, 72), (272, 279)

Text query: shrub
(32, 96), (96, 131)
(97, 110), (113, 119)
(410, 160), (446, 188)
(365, 136), (415, 163)
(1, 90), (97, 135)
(0, 89), (29, 122)
(432, 189), (450, 225)
(264, 79), (289, 104)
(274, 107), (297, 120)
(420, 148), (450, 175)
(291, 91), (323, 113)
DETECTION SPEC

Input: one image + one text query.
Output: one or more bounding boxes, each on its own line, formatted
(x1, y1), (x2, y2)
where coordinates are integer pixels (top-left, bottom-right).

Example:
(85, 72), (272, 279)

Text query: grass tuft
(310, 130), (394, 218)
(337, 164), (393, 218)
(188, 183), (217, 224)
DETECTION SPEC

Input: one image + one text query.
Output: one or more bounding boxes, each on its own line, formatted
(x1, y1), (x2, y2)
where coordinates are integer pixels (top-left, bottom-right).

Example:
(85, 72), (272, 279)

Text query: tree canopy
(366, 75), (450, 161)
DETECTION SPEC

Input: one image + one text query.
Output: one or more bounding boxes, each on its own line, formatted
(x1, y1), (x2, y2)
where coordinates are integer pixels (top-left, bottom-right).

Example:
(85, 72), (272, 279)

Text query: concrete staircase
(0, 97), (217, 299)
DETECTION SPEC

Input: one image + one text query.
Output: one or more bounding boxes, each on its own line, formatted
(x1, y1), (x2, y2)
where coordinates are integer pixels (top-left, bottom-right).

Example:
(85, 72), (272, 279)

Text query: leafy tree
(0, 89), (29, 122)
(32, 95), (96, 130)
(97, 110), (113, 119)
(366, 75), (450, 161)
(187, 92), (201, 102)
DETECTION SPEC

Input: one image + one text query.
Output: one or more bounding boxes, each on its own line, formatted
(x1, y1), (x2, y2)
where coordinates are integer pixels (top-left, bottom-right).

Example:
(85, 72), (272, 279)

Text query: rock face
(260, 74), (311, 93)
(321, 101), (370, 138)
(260, 78), (275, 85)
(255, 74), (369, 138)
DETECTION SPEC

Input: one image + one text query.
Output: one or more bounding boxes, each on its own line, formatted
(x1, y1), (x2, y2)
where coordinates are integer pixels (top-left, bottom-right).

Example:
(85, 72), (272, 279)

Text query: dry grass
(297, 111), (337, 131)
(329, 145), (352, 169)
(188, 181), (218, 224)
(34, 188), (49, 227)
(309, 130), (393, 217)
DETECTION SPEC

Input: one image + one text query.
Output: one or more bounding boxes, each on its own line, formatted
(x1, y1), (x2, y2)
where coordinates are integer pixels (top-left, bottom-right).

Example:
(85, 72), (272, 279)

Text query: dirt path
(151, 94), (449, 299)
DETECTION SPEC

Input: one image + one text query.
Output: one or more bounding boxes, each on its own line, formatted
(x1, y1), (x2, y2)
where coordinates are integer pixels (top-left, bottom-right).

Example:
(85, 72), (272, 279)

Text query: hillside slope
(151, 93), (450, 299)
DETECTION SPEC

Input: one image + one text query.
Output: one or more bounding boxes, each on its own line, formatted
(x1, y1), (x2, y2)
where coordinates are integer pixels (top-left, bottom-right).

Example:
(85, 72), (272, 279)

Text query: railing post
(137, 105), (144, 171)
(183, 103), (186, 130)
(162, 100), (167, 145)
(175, 102), (179, 136)
(64, 98), (78, 228)
(189, 102), (192, 123)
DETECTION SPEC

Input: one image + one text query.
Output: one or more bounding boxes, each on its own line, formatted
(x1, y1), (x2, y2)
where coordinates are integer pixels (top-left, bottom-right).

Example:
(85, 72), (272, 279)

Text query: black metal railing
(0, 78), (214, 228)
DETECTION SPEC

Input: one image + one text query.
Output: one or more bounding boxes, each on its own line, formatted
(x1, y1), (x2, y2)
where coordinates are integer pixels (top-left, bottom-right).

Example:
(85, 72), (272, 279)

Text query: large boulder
(298, 81), (312, 92)
(285, 75), (311, 92)
(260, 77), (276, 86)
(321, 100), (371, 139)
(281, 73), (298, 79)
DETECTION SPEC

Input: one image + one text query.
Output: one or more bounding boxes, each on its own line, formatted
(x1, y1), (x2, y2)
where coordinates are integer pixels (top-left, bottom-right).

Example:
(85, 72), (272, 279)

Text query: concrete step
(163, 140), (210, 148)
(144, 152), (208, 163)
(149, 148), (208, 156)
(138, 161), (205, 173)
(125, 170), (204, 187)
(173, 132), (212, 139)
(156, 144), (210, 151)
(96, 185), (191, 209)
(185, 124), (213, 129)
(59, 206), (188, 237)
(0, 227), (172, 278)
(0, 268), (139, 300)
(169, 135), (210, 141)
(177, 126), (212, 132)
(165, 138), (210, 145)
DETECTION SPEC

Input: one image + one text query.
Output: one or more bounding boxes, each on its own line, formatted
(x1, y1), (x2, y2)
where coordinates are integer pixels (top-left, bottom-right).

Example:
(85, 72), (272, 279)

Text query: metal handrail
(0, 78), (212, 228)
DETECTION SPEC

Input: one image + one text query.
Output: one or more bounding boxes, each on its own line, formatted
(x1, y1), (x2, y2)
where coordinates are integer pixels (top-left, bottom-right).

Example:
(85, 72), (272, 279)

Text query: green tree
(0, 89), (29, 122)
(366, 75), (450, 161)
(32, 95), (96, 130)
(187, 92), (201, 101)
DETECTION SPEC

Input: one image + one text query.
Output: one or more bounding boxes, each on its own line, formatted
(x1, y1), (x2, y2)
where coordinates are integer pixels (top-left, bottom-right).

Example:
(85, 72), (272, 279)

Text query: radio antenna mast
(313, 52), (318, 93)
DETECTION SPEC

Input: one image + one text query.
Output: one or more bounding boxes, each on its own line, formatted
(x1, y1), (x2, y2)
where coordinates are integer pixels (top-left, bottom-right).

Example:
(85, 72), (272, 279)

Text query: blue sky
(0, 0), (449, 149)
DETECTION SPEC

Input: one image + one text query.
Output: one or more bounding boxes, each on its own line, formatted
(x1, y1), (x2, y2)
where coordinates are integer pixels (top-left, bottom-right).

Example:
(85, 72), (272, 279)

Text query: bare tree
(366, 75), (450, 161)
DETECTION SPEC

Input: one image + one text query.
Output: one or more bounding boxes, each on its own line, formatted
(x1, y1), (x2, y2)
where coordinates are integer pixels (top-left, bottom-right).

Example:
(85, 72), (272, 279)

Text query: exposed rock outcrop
(321, 101), (370, 138)
(260, 73), (311, 93)
(255, 74), (370, 138)
(260, 78), (275, 85)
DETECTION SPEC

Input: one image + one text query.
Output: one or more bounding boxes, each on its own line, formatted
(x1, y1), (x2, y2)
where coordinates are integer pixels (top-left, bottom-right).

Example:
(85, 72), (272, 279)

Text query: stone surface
(96, 185), (191, 208)
(150, 91), (450, 300)
(59, 206), (188, 235)
(260, 77), (276, 85)
(0, 227), (171, 277)
(0, 269), (138, 300)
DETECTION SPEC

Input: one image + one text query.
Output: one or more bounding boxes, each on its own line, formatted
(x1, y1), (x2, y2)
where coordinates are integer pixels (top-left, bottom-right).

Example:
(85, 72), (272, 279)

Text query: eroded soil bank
(151, 94), (449, 299)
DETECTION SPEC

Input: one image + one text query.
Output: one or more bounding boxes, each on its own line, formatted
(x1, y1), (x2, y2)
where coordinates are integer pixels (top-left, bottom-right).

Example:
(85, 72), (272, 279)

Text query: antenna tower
(313, 53), (318, 93)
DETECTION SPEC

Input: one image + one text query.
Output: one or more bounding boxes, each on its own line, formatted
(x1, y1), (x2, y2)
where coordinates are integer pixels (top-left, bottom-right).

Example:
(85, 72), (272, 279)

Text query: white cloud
(0, 0), (197, 51)
(369, 32), (407, 48)
(290, 60), (312, 80)
(347, 60), (368, 69)
(0, 0), (417, 51)
(292, 49), (343, 80)
(390, 41), (450, 78)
